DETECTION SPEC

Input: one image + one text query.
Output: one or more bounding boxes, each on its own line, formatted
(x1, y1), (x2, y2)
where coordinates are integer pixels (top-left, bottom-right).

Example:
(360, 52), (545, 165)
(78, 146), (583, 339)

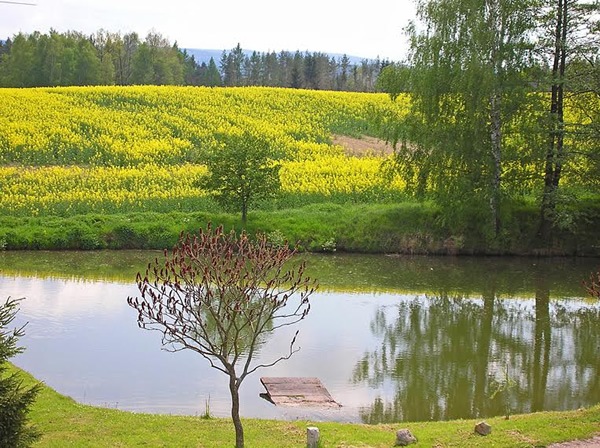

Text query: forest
(0, 30), (389, 91)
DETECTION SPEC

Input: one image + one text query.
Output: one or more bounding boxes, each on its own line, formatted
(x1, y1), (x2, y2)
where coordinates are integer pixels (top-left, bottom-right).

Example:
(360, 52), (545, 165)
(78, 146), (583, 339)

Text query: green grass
(0, 203), (445, 252)
(7, 364), (600, 447)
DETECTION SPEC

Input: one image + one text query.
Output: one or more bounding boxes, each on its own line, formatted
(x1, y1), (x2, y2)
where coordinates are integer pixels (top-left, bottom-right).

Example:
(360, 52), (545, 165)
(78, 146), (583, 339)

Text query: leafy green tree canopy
(376, 63), (411, 100)
(397, 0), (538, 241)
(537, 0), (600, 241)
(200, 131), (282, 226)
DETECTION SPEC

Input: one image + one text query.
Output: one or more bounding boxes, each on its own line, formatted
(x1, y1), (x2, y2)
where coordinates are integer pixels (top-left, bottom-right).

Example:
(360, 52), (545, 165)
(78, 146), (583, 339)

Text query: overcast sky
(1, 0), (416, 60)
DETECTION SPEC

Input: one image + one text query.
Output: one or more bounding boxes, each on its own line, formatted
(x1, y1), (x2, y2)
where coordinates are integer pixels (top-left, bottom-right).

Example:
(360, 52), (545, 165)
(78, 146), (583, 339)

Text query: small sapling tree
(127, 224), (316, 448)
(0, 297), (41, 448)
(200, 131), (281, 226)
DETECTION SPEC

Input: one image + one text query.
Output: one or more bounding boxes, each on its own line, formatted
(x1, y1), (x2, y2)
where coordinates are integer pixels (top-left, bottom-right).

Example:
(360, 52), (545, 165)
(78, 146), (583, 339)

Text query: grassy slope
(8, 364), (599, 447)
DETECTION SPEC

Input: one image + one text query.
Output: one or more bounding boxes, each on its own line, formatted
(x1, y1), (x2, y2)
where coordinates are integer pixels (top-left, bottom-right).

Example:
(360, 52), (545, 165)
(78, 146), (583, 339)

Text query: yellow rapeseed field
(0, 86), (408, 216)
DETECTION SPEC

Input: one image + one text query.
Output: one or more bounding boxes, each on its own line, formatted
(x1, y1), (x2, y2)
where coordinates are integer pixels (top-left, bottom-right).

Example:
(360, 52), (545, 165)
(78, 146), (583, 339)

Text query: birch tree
(400, 0), (538, 240)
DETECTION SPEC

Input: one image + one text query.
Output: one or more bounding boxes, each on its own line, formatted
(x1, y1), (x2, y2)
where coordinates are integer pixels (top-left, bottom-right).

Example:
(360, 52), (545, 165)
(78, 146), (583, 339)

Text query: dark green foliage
(537, 0), (600, 242)
(200, 58), (222, 86)
(107, 225), (145, 249)
(0, 298), (41, 448)
(0, 30), (389, 91)
(376, 63), (411, 100)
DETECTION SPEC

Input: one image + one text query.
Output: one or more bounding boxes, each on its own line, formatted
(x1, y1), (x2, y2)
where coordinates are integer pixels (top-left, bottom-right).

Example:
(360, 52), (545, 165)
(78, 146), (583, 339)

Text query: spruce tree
(0, 297), (41, 448)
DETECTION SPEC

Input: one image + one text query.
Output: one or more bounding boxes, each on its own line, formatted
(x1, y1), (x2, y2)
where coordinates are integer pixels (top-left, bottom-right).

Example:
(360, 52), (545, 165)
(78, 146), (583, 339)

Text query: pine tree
(203, 57), (222, 86)
(0, 297), (41, 448)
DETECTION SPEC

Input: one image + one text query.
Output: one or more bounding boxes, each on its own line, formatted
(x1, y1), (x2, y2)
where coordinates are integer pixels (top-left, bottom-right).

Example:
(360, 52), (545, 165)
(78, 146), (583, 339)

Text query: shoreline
(12, 361), (600, 447)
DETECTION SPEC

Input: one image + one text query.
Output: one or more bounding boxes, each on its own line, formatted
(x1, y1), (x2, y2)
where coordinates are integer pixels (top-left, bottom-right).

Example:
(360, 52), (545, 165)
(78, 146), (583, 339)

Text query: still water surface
(1, 251), (599, 423)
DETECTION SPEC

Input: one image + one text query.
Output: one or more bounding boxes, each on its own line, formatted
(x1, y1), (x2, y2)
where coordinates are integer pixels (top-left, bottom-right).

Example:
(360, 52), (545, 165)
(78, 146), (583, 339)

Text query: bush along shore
(1, 202), (600, 255)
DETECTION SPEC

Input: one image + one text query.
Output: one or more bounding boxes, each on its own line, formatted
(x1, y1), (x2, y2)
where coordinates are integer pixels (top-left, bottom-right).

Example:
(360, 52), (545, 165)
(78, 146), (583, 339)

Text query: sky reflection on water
(1, 254), (600, 423)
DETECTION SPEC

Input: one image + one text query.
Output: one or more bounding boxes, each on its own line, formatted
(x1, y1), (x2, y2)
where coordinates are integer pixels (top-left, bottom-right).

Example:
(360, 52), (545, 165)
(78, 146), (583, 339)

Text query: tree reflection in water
(353, 284), (600, 424)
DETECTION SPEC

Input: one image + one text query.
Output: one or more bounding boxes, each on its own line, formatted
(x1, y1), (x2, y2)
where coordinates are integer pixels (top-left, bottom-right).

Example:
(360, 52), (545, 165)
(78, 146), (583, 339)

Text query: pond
(1, 251), (599, 424)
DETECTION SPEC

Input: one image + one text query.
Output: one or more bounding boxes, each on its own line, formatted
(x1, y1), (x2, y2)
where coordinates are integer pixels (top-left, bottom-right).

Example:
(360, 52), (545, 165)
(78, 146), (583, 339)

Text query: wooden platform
(260, 377), (340, 408)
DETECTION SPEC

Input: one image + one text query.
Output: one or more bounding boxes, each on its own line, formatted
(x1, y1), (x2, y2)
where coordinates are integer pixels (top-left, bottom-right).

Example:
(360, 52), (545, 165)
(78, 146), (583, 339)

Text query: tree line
(218, 43), (389, 91)
(0, 30), (390, 91)
(0, 30), (189, 87)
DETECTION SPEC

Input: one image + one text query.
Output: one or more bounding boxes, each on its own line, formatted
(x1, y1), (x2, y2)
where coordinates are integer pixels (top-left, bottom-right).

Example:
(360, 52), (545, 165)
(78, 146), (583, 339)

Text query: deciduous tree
(376, 63), (411, 100)
(127, 225), (316, 448)
(398, 0), (538, 240)
(200, 131), (282, 226)
(537, 0), (600, 241)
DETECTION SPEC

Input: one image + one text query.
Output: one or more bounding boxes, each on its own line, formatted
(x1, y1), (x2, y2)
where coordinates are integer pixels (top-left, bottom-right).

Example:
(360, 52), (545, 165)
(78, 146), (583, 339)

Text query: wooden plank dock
(260, 377), (340, 408)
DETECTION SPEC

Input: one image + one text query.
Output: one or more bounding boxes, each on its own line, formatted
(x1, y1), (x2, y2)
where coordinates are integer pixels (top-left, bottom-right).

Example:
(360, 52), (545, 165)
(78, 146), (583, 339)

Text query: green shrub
(105, 224), (145, 249)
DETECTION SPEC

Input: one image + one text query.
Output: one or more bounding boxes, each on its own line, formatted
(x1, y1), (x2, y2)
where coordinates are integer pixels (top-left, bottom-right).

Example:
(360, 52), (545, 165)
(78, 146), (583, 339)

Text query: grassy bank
(7, 364), (599, 447)
(2, 201), (600, 255)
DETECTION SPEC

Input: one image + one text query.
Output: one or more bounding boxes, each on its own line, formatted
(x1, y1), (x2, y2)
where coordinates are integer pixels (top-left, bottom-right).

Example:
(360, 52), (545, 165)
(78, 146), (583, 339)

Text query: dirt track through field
(332, 134), (394, 156)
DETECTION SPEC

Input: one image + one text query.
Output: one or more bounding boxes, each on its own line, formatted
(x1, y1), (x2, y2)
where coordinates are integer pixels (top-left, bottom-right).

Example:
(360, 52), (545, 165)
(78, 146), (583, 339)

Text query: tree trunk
(241, 201), (247, 228)
(473, 290), (495, 416)
(229, 373), (244, 448)
(539, 0), (567, 242)
(490, 92), (502, 238)
(487, 0), (503, 239)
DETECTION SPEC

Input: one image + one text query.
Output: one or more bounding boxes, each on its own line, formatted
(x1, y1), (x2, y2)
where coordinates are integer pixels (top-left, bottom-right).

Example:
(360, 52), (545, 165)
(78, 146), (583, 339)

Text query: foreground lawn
(10, 365), (599, 447)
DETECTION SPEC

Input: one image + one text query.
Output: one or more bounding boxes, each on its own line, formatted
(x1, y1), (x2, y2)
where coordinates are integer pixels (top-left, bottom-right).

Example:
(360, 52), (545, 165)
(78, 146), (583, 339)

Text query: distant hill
(183, 48), (371, 66)
(182, 49), (225, 65)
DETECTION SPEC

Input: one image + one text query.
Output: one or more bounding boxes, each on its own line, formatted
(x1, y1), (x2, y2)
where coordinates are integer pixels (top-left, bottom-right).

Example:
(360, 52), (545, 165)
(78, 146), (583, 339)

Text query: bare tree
(127, 225), (316, 448)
